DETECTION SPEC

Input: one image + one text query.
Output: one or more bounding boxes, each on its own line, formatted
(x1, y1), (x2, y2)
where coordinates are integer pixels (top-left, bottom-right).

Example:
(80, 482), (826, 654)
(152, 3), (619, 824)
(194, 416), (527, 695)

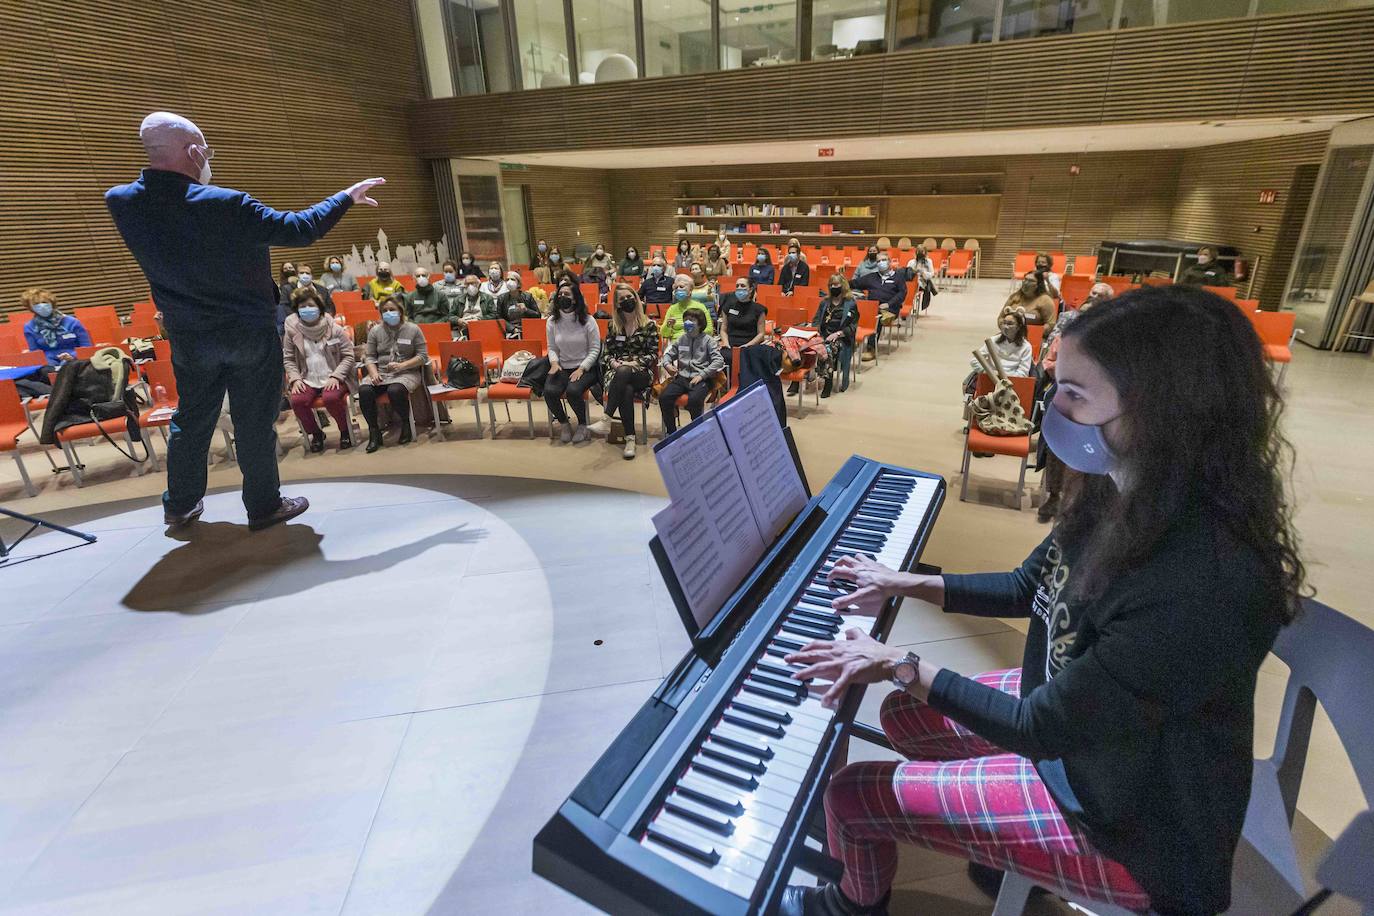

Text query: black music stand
(0, 507), (98, 567)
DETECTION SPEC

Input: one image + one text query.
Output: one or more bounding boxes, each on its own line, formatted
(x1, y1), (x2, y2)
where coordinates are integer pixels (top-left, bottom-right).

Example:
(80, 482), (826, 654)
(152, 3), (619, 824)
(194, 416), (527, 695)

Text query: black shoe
(397, 426), (413, 446)
(339, 430), (353, 451)
(821, 377), (833, 398)
(308, 431), (325, 454)
(780, 884), (888, 916)
(366, 430), (383, 453)
(787, 382), (800, 395)
(247, 496), (309, 531)
(164, 499), (204, 527)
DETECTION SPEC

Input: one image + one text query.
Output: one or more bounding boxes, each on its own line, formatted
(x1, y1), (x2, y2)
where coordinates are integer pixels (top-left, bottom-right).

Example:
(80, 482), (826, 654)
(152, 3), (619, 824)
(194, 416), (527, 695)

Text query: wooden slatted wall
(500, 167), (614, 257)
(0, 0), (440, 317)
(1170, 131), (1330, 307)
(409, 9), (1374, 157)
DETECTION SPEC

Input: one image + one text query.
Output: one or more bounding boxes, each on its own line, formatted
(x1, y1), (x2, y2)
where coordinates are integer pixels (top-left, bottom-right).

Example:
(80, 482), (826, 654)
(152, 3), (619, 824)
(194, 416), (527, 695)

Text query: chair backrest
(501, 338), (537, 360)
(0, 378), (29, 425)
(154, 339), (172, 361)
(418, 322), (452, 351)
(74, 305), (119, 328)
(1139, 275), (1173, 287)
(580, 283), (601, 305)
(595, 317), (609, 339)
(1050, 253), (1068, 275)
(719, 345), (743, 402)
(1071, 255), (1098, 277)
(438, 340), (485, 388)
(333, 290), (365, 311)
(1012, 252), (1037, 277)
(356, 275), (375, 291)
(395, 274), (417, 292)
(948, 249), (974, 270)
(140, 358), (179, 401)
(0, 323), (27, 350)
(1248, 310), (1296, 348)
(1202, 285), (1238, 301)
(856, 299), (879, 330)
(1060, 275), (1095, 311)
(466, 319), (503, 351)
(1234, 298), (1261, 313)
(130, 299), (157, 318)
(0, 351), (46, 368)
(776, 305), (809, 329)
(940, 237), (957, 250)
(927, 249), (947, 271)
(972, 372), (1036, 414)
(1025, 324), (1045, 359)
(962, 238), (980, 251)
(1101, 275), (1136, 296)
(125, 314), (161, 338)
(76, 343), (130, 360)
(83, 316), (120, 346)
(521, 317), (548, 345)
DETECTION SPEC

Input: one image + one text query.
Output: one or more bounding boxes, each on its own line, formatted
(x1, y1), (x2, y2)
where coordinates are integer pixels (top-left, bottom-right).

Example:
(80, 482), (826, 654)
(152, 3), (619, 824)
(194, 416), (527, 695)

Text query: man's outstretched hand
(345, 177), (386, 206)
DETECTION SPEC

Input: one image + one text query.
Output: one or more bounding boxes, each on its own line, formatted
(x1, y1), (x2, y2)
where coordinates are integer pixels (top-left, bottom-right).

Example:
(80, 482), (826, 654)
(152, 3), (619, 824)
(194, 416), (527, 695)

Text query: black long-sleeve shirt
(930, 517), (1283, 914)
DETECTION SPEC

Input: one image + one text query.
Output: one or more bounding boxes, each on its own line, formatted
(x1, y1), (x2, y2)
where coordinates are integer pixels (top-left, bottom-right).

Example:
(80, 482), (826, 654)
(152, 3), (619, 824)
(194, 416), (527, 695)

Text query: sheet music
(714, 383), (809, 541)
(651, 487), (766, 630)
(655, 417), (735, 508)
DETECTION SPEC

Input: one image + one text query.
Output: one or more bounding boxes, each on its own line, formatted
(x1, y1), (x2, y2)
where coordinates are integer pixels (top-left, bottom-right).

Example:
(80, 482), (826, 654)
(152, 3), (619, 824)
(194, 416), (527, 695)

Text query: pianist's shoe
(780, 884), (889, 916)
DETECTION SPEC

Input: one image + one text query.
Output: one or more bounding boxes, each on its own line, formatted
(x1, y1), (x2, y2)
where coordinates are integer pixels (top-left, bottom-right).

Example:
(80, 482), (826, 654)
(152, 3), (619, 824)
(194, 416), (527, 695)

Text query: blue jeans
(164, 326), (283, 520)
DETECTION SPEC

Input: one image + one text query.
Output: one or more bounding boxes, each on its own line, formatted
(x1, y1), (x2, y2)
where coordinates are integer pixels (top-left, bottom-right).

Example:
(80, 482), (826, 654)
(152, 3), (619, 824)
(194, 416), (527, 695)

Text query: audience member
(434, 260), (466, 309)
(811, 275), (859, 396)
(544, 281), (602, 443)
(321, 255), (357, 293)
(780, 242), (810, 295)
(404, 266), (451, 329)
(672, 238), (693, 273)
(528, 285), (550, 316)
(907, 246), (936, 312)
(277, 261), (298, 310)
(546, 246), (568, 280)
(20, 288), (90, 367)
(480, 261), (505, 299)
(787, 237), (808, 260)
(719, 276), (767, 355)
(662, 274), (714, 341)
(585, 243), (614, 277)
(851, 245), (881, 282)
(1179, 245), (1234, 287)
(457, 252), (481, 278)
(749, 248), (776, 285)
(688, 262), (714, 311)
(293, 265), (335, 312)
(619, 246), (645, 278)
(589, 284), (659, 459)
(969, 312), (1032, 379)
(658, 304), (723, 434)
(715, 229), (732, 262)
(364, 260), (404, 303)
(283, 286), (355, 452)
(1000, 272), (1057, 330)
(640, 256), (674, 310)
(497, 272), (541, 337)
(703, 243), (730, 282)
(1034, 251), (1062, 299)
(530, 240), (551, 278)
(850, 251), (907, 358)
(453, 275), (498, 334)
(359, 293), (427, 453)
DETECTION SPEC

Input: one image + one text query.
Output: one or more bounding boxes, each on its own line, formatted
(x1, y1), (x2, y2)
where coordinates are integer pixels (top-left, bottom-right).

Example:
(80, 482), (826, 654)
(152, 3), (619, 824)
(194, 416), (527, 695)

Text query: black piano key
(749, 672), (808, 696)
(646, 822), (721, 866)
(846, 518), (893, 533)
(677, 784), (745, 817)
(840, 531), (885, 545)
(765, 645), (790, 659)
(787, 615), (838, 636)
(708, 730), (774, 760)
(792, 607), (843, 626)
(732, 700), (792, 725)
(664, 800), (735, 836)
(701, 744), (767, 775)
(755, 660), (803, 680)
(781, 620), (834, 641)
(772, 636), (805, 651)
(804, 587), (844, 603)
(694, 760), (759, 791)
(743, 680), (802, 706)
(722, 711), (785, 737)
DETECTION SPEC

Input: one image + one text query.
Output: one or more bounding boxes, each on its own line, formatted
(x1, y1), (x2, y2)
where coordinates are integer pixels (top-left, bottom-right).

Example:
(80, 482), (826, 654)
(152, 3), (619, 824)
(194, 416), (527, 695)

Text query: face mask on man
(297, 305), (321, 323)
(378, 270), (392, 281)
(1041, 402), (1117, 476)
(787, 252), (798, 261)
(33, 301), (54, 319)
(617, 297), (636, 313)
(465, 283), (479, 296)
(650, 265), (663, 277)
(416, 276), (430, 288)
(673, 288), (689, 301)
(444, 271), (456, 282)
(682, 320), (697, 335)
(191, 145), (212, 184)
(877, 259), (890, 271)
(298, 274), (313, 286)
(382, 310), (401, 327)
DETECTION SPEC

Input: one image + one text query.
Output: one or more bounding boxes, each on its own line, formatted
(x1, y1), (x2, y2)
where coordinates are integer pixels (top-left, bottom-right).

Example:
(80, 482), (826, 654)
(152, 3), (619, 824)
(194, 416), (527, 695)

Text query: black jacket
(811, 296), (858, 348)
(639, 273), (674, 304)
(779, 259), (810, 293)
(850, 269), (906, 311)
(931, 516), (1283, 914)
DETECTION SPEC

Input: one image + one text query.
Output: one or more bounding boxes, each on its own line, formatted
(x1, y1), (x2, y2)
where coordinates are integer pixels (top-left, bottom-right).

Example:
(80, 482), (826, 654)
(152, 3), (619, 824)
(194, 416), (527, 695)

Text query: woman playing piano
(781, 285), (1306, 916)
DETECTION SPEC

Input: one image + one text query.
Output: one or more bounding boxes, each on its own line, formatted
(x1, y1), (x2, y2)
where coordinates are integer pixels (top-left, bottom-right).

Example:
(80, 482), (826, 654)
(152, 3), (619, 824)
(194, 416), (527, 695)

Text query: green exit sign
(500, 162), (529, 171)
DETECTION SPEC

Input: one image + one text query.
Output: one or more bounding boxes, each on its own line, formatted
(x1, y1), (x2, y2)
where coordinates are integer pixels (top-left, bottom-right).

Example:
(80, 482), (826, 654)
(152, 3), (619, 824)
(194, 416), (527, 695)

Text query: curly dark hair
(551, 279), (589, 325)
(1056, 285), (1306, 622)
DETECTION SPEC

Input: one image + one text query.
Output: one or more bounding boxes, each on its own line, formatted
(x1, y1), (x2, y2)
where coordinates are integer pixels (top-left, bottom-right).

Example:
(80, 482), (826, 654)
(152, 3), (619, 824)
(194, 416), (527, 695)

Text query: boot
(779, 884), (889, 916)
(397, 424), (413, 446)
(820, 376), (834, 398)
(366, 428), (383, 453)
(308, 431), (325, 454)
(787, 381), (800, 395)
(339, 429), (353, 450)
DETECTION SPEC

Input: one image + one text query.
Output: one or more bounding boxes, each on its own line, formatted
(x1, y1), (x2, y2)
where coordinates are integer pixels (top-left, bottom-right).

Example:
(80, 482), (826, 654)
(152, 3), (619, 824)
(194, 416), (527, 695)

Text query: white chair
(594, 53), (637, 83)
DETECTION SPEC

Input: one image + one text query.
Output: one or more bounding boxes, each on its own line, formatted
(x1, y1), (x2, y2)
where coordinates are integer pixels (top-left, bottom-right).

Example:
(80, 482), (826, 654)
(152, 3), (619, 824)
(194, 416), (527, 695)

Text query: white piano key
(640, 833), (757, 899)
(656, 809), (777, 864)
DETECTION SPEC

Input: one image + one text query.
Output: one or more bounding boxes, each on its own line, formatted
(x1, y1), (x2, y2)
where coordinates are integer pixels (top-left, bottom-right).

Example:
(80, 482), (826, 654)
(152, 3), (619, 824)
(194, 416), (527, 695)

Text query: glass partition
(721, 0), (798, 68)
(1162, 0), (1251, 23)
(574, 0), (639, 82)
(894, 0), (997, 49)
(511, 0), (572, 88)
(1000, 0), (1111, 40)
(813, 0), (889, 59)
(445, 0), (514, 94)
(644, 0), (715, 77)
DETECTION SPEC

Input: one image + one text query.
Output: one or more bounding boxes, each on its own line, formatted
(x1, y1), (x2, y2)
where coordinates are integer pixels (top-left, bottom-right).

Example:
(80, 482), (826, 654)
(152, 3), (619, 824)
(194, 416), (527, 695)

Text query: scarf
(298, 314), (332, 343)
(30, 311), (65, 349)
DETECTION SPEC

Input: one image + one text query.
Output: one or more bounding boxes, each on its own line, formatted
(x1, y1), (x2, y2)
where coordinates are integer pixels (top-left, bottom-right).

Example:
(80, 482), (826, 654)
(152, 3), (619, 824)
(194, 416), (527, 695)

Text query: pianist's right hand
(825, 555), (902, 616)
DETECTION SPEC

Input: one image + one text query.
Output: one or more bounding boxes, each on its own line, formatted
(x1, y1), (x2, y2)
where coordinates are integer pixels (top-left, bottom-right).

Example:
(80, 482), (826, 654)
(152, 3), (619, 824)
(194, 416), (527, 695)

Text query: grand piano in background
(1097, 238), (1241, 281)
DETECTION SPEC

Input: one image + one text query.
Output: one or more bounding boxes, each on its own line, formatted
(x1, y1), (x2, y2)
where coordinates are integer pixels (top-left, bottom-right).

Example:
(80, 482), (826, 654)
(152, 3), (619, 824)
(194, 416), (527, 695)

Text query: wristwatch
(891, 651), (922, 692)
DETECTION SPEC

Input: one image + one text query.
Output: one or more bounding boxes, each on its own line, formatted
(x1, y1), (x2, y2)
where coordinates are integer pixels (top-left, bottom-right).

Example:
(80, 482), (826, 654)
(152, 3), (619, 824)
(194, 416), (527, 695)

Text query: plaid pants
(825, 667), (1151, 910)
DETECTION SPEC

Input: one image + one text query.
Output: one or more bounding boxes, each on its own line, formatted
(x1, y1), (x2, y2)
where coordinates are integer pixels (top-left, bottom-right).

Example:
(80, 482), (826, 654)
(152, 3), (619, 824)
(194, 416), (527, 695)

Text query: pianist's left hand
(786, 628), (905, 710)
(827, 555), (901, 616)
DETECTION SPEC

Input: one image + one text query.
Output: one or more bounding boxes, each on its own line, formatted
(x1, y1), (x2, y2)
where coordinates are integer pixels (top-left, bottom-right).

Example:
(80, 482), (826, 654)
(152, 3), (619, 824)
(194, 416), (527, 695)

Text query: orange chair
(430, 340), (485, 437)
(130, 299), (157, 320)
(1026, 323), (1046, 361)
(418, 322), (454, 372)
(75, 343), (132, 360)
(959, 374), (1036, 510)
(521, 317), (548, 349)
(946, 249), (975, 290)
(1248, 310), (1300, 383)
(485, 339), (537, 438)
(1059, 275), (1095, 311)
(136, 359), (180, 439)
(580, 282), (602, 306)
(1139, 276), (1173, 287)
(74, 306), (120, 329)
(153, 339), (172, 362)
(775, 305), (808, 330)
(395, 274), (417, 292)
(854, 299), (880, 380)
(595, 317), (610, 339)
(1234, 298), (1260, 313)
(1048, 252), (1067, 276)
(1101, 276), (1138, 296)
(1202, 285), (1238, 301)
(0, 378), (38, 497)
(664, 345), (741, 434)
(780, 341), (820, 412)
(1070, 255), (1098, 278)
(0, 351), (45, 369)
(356, 275), (375, 292)
(927, 249), (948, 275)
(0, 322), (28, 351)
(1011, 252), (1036, 283)
(125, 313), (161, 339)
(54, 405), (160, 488)
(466, 319), (505, 376)
(82, 316), (120, 347)
(333, 290), (365, 312)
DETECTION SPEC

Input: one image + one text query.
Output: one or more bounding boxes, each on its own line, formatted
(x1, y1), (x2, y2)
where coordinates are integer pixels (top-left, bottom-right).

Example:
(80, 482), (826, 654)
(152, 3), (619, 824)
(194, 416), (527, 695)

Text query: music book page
(651, 480), (766, 630)
(713, 383), (809, 541)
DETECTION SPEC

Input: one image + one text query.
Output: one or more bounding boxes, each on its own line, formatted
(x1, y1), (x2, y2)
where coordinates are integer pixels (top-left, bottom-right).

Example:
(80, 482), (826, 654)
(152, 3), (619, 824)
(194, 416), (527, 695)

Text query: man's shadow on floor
(122, 521), (486, 612)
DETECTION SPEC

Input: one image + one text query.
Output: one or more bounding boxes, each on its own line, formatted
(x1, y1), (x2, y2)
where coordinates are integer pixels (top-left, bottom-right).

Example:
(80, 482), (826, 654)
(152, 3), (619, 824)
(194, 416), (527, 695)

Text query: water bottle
(154, 384), (169, 406)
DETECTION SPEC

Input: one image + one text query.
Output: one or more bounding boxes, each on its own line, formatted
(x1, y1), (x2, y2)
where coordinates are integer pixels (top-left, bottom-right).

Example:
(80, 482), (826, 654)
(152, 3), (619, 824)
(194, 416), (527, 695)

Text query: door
(502, 185), (532, 266)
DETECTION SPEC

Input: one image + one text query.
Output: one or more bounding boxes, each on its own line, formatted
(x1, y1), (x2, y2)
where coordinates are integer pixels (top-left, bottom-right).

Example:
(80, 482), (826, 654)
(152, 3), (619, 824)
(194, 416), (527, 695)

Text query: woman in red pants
(282, 286), (356, 452)
(781, 285), (1306, 916)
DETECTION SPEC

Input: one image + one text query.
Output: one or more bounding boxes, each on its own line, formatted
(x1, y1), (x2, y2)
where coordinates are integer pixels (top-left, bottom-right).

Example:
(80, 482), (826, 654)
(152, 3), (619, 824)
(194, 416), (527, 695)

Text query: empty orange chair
(1203, 285), (1238, 301)
(0, 323), (28, 351)
(775, 305), (808, 330)
(430, 339), (485, 436)
(1234, 298), (1260, 312)
(1011, 252), (1036, 280)
(137, 359), (179, 431)
(1248, 310), (1300, 383)
(125, 313), (161, 339)
(466, 319), (505, 375)
(1059, 275), (1095, 311)
(1140, 276), (1173, 287)
(946, 250), (975, 290)
(580, 282), (602, 306)
(0, 378), (38, 497)
(0, 351), (46, 369)
(1101, 276), (1136, 296)
(960, 374), (1036, 510)
(395, 274), (417, 292)
(82, 316), (120, 347)
(854, 299), (880, 379)
(1026, 323), (1046, 361)
(927, 249), (948, 274)
(74, 306), (119, 328)
(333, 290), (365, 312)
(521, 317), (548, 349)
(1049, 252), (1067, 275)
(1071, 255), (1098, 278)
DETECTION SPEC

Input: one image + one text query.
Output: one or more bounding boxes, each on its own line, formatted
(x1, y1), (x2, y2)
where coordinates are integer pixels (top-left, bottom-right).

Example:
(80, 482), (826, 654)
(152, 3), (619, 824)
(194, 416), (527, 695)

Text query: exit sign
(1258, 189), (1277, 204)
(817, 147), (835, 157)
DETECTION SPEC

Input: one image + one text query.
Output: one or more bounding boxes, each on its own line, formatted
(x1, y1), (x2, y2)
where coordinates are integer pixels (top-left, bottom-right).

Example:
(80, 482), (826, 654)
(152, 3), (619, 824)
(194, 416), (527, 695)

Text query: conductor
(106, 112), (385, 531)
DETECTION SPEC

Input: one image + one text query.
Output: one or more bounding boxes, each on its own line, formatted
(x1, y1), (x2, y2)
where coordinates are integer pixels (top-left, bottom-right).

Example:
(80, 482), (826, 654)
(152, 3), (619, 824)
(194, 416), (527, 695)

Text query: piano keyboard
(638, 470), (940, 897)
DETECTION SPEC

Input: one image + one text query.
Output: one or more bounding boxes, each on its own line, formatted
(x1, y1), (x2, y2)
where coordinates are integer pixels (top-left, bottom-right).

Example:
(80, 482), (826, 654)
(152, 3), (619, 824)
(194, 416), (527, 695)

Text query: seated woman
(619, 246), (646, 280)
(364, 261), (404, 303)
(453, 276), (498, 335)
(480, 262), (506, 299)
(544, 281), (602, 444)
(970, 311), (1033, 378)
(283, 286), (356, 452)
(779, 242), (810, 296)
(20, 288), (90, 368)
(703, 243), (731, 283)
(661, 274), (715, 342)
(457, 252), (482, 279)
(1001, 271), (1057, 330)
(780, 285), (1301, 916)
(810, 275), (859, 397)
(906, 245), (936, 312)
(530, 241), (551, 281)
(495, 272), (541, 338)
(590, 284), (659, 460)
(672, 238), (694, 275)
(658, 305), (723, 434)
(718, 276), (766, 368)
(321, 255), (357, 293)
(359, 293), (428, 453)
(749, 248), (776, 286)
(584, 243), (615, 288)
(687, 262), (715, 313)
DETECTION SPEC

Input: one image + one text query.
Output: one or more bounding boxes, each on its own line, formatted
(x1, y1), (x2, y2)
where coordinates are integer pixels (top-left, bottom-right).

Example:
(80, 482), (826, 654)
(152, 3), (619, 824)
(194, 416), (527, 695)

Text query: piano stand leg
(794, 845), (846, 887)
(847, 721), (895, 752)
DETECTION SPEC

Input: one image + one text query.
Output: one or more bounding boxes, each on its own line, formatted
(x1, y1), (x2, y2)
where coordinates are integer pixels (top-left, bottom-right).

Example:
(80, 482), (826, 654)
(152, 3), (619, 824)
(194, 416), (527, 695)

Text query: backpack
(446, 355), (479, 390)
(499, 349), (535, 383)
(39, 347), (149, 461)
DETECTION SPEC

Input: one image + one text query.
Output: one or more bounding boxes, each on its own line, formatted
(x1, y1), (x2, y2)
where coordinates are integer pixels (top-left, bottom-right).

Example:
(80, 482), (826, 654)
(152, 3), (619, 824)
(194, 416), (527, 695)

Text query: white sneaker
(558, 423), (573, 444)
(623, 439), (636, 460)
(571, 425), (590, 444)
(587, 417), (612, 437)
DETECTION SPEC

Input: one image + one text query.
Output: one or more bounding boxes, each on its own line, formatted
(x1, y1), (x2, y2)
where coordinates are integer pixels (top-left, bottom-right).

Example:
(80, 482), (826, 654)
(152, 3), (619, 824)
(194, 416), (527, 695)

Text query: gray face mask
(1041, 402), (1117, 476)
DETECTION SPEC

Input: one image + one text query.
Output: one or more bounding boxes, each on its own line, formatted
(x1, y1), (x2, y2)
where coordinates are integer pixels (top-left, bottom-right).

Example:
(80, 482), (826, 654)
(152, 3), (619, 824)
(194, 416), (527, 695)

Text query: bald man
(106, 111), (385, 531)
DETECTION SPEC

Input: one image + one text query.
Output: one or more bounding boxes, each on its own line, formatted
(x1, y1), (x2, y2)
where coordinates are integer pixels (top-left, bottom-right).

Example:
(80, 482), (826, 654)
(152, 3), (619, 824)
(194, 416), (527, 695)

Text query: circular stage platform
(0, 476), (684, 915)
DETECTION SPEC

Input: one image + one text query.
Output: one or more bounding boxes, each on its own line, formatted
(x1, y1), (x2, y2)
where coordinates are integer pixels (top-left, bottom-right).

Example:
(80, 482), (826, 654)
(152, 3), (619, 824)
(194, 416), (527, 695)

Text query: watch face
(895, 661), (916, 684)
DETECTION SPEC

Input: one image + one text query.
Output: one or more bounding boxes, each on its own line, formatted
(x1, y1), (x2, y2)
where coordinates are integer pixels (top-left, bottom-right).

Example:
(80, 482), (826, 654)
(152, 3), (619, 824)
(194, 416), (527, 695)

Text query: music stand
(0, 507), (98, 567)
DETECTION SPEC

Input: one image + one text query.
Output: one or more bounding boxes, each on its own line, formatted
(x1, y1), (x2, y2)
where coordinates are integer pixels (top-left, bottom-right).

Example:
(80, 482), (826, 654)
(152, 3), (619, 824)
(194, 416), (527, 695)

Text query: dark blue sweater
(105, 169), (352, 335)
